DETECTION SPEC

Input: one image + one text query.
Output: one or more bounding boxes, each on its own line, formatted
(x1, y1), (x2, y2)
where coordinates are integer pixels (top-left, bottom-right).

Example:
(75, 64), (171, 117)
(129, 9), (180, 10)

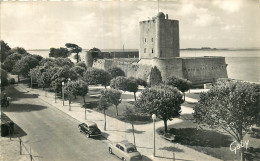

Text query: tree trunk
(83, 96), (86, 104)
(132, 122), (136, 146)
(164, 119), (168, 133)
(183, 92), (185, 101)
(76, 53), (79, 63)
(18, 74), (20, 83)
(116, 105), (118, 116)
(104, 109), (106, 131)
(105, 84), (107, 89)
(134, 92), (137, 102)
(239, 131), (245, 161)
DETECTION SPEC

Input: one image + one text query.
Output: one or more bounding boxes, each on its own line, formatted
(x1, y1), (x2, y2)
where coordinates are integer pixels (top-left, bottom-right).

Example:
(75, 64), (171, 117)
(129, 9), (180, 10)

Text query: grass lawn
(186, 92), (200, 100)
(157, 120), (260, 161)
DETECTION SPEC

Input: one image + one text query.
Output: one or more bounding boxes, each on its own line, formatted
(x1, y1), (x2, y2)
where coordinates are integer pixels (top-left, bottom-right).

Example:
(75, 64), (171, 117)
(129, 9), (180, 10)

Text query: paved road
(3, 85), (118, 161)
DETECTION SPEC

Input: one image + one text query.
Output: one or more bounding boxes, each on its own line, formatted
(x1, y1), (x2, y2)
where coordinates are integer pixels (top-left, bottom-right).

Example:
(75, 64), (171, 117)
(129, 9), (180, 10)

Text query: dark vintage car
(78, 121), (101, 138)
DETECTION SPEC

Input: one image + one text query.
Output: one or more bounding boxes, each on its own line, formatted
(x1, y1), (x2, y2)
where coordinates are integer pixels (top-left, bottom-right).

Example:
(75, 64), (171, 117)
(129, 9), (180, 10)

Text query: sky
(1, 0), (259, 49)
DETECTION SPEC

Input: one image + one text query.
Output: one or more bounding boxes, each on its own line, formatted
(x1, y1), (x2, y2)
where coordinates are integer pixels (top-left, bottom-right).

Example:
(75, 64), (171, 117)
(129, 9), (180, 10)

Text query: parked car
(78, 121), (101, 138)
(109, 140), (142, 161)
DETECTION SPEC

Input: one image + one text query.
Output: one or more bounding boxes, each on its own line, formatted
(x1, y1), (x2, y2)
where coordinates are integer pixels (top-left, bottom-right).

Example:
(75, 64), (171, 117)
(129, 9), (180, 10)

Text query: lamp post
(152, 114), (156, 157)
(62, 82), (65, 106)
(68, 78), (71, 111)
(55, 84), (57, 103)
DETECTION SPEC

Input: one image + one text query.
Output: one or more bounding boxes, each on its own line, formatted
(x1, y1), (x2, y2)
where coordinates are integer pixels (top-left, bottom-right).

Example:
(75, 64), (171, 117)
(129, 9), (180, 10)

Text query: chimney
(166, 14), (168, 19)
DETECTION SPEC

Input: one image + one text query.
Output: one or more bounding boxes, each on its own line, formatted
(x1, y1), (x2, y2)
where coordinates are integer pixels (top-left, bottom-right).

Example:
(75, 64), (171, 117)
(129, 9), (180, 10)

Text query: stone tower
(139, 12), (179, 59)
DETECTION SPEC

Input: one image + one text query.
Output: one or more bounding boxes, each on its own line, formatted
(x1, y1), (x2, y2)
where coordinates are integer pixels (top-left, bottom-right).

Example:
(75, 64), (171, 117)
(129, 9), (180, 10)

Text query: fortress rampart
(85, 12), (228, 85)
(88, 55), (228, 85)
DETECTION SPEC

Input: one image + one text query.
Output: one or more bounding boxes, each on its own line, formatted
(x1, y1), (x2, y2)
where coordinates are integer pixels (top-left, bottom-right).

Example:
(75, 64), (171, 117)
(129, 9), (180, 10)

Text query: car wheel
(109, 148), (113, 154)
(78, 127), (82, 132)
(86, 133), (90, 138)
(122, 157), (126, 161)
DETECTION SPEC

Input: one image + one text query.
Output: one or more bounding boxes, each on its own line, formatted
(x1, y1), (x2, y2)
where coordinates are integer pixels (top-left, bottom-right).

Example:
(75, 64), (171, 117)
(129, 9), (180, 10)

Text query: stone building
(85, 12), (228, 85)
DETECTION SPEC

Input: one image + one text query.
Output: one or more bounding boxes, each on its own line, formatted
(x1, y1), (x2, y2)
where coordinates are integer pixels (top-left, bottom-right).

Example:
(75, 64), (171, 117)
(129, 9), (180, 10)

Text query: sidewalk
(15, 84), (220, 161)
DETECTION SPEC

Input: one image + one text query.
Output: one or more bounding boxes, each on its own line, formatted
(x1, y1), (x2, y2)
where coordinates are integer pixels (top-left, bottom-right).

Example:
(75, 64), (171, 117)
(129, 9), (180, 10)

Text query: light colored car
(109, 140), (142, 161)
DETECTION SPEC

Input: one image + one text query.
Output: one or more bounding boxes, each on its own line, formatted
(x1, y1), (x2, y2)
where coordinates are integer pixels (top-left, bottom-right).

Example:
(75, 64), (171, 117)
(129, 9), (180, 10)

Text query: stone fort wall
(90, 56), (228, 85)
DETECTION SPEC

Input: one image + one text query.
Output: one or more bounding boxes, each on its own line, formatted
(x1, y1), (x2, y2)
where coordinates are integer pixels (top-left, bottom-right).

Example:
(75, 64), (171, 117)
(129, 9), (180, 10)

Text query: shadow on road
(142, 155), (153, 161)
(101, 132), (110, 139)
(125, 128), (145, 134)
(159, 146), (184, 153)
(2, 103), (47, 113)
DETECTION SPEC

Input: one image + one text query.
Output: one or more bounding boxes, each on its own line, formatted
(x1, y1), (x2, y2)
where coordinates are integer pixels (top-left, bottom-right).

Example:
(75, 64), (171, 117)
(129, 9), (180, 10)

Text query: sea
(27, 49), (260, 83)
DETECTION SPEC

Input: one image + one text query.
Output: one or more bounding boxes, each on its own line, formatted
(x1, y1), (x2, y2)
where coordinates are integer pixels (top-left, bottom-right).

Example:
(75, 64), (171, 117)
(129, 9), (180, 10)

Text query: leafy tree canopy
(12, 55), (40, 77)
(1, 69), (9, 89)
(65, 43), (82, 63)
(108, 67), (125, 78)
(89, 47), (102, 61)
(193, 80), (259, 161)
(150, 66), (162, 87)
(165, 76), (191, 93)
(0, 40), (11, 62)
(194, 81), (260, 140)
(75, 61), (87, 69)
(49, 47), (70, 58)
(136, 84), (183, 132)
(83, 68), (111, 88)
(2, 53), (22, 72)
(110, 76), (128, 91)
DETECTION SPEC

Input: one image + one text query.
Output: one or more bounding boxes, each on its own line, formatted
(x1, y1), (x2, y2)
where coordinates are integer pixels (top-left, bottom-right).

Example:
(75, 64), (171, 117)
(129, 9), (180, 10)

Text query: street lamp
(62, 82), (65, 106)
(152, 114), (156, 157)
(54, 84), (57, 103)
(68, 78), (71, 111)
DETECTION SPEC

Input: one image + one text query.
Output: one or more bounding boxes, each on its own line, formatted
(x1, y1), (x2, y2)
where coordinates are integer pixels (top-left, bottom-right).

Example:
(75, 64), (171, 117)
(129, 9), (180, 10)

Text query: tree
(0, 40), (11, 63)
(150, 66), (162, 87)
(2, 53), (22, 72)
(136, 78), (148, 87)
(50, 67), (77, 95)
(123, 107), (138, 145)
(70, 66), (85, 78)
(136, 84), (183, 133)
(1, 69), (9, 90)
(29, 66), (44, 87)
(126, 78), (139, 102)
(110, 76), (128, 91)
(193, 81), (260, 161)
(54, 58), (74, 68)
(8, 47), (28, 55)
(98, 95), (111, 131)
(75, 61), (87, 70)
(65, 43), (82, 63)
(73, 80), (88, 104)
(12, 55), (40, 80)
(64, 81), (76, 111)
(101, 89), (122, 116)
(165, 76), (191, 101)
(83, 68), (111, 88)
(89, 47), (102, 61)
(108, 67), (125, 78)
(49, 47), (70, 58)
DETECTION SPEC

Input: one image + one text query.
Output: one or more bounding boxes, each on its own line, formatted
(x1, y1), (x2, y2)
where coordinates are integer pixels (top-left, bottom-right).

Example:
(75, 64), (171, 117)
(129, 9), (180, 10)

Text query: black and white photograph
(0, 0), (259, 161)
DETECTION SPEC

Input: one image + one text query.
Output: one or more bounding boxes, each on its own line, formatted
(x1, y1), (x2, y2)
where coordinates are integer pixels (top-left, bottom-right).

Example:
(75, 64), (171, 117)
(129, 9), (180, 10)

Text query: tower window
(144, 38), (146, 42)
(152, 48), (154, 53)
(151, 38), (153, 42)
(144, 48), (146, 53)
